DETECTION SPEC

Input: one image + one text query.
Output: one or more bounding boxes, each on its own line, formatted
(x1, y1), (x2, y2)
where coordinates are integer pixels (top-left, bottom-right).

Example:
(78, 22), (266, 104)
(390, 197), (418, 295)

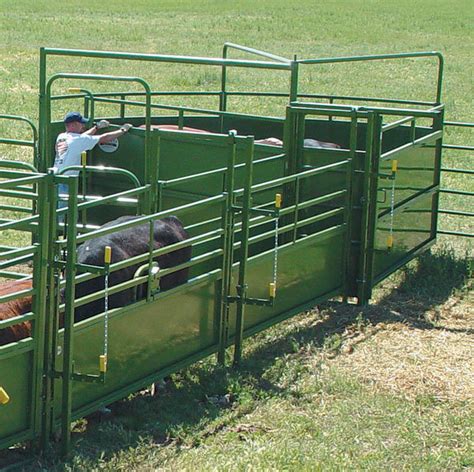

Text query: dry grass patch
(326, 292), (473, 403)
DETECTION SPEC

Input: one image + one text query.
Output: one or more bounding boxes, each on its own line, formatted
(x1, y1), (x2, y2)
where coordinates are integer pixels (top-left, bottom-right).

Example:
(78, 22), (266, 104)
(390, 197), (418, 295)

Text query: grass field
(0, 0), (473, 470)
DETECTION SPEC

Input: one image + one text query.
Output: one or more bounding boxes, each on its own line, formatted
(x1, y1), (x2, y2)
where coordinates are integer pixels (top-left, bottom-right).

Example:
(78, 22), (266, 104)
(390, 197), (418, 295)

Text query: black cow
(74, 215), (191, 321)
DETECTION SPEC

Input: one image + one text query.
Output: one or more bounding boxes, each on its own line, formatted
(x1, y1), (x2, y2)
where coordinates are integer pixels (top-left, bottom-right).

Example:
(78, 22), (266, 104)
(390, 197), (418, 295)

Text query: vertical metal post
(432, 107), (444, 239)
(233, 136), (254, 366)
(38, 48), (47, 172)
(289, 57), (299, 103)
(292, 176), (300, 243)
(363, 114), (383, 303)
(31, 175), (51, 449)
(41, 172), (59, 452)
(342, 110), (358, 300)
(143, 84), (153, 213)
(357, 112), (382, 304)
(435, 53), (444, 105)
(120, 94), (126, 119)
(220, 45), (229, 115)
(61, 177), (79, 458)
(217, 131), (237, 365)
(357, 112), (375, 304)
(146, 220), (155, 301)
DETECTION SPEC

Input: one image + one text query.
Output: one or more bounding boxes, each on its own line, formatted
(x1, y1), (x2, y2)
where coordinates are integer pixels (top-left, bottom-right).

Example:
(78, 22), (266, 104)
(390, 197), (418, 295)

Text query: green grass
(0, 1), (473, 470)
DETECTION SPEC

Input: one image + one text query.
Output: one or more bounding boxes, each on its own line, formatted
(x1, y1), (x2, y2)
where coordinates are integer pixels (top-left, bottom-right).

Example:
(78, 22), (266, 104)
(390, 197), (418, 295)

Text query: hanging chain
(103, 271), (109, 358)
(389, 176), (396, 248)
(273, 216), (279, 286)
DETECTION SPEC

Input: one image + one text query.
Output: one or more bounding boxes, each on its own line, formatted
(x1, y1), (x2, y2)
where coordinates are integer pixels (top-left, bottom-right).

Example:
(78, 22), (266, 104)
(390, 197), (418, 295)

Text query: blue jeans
(57, 183), (69, 223)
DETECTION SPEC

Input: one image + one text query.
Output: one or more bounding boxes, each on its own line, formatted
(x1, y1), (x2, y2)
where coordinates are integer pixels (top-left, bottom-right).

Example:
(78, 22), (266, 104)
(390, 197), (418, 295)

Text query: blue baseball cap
(64, 111), (88, 124)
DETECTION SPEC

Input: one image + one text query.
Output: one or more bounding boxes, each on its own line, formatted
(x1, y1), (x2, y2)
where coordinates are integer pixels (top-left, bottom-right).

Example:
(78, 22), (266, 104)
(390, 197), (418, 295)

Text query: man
(54, 111), (132, 175)
(53, 112), (132, 215)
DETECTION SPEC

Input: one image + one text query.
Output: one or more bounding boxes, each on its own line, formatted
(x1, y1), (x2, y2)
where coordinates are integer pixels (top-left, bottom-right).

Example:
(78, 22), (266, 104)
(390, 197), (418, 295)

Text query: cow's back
(0, 279), (33, 345)
(74, 215), (191, 321)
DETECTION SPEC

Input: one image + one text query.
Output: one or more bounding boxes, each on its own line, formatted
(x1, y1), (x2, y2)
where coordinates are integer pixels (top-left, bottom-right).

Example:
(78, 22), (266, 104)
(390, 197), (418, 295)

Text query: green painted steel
(438, 121), (473, 238)
(2, 43), (469, 465)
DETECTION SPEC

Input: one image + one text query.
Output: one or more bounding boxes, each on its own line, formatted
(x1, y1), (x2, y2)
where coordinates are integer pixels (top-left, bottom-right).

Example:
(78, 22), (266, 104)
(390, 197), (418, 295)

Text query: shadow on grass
(3, 248), (471, 470)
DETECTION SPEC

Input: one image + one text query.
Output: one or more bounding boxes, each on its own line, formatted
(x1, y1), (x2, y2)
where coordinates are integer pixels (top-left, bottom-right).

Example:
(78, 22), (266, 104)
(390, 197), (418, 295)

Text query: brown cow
(0, 279), (33, 346)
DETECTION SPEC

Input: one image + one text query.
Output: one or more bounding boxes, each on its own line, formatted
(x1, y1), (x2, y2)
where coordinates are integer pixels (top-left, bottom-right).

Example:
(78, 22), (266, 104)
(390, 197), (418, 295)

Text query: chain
(389, 177), (396, 246)
(273, 216), (279, 285)
(104, 272), (109, 357)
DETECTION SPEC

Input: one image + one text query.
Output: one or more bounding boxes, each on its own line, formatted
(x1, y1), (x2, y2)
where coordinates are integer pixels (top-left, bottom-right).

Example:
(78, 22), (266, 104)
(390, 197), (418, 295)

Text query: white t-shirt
(53, 132), (101, 176)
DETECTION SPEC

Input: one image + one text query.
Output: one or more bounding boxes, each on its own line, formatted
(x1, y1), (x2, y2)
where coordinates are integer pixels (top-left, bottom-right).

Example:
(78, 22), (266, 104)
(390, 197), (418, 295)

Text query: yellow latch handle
(387, 235), (394, 249)
(0, 387), (10, 405)
(391, 159), (398, 173)
(104, 246), (112, 264)
(275, 193), (282, 209)
(81, 152), (87, 166)
(99, 354), (108, 373)
(68, 88), (81, 93)
(269, 282), (276, 298)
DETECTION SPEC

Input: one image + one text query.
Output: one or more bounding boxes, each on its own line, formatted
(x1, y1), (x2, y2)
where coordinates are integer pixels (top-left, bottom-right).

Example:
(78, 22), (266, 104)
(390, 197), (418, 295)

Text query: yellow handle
(81, 152), (87, 166)
(391, 159), (398, 173)
(387, 235), (394, 249)
(99, 354), (108, 373)
(104, 246), (112, 264)
(68, 88), (81, 93)
(269, 282), (276, 298)
(0, 387), (10, 405)
(275, 193), (282, 209)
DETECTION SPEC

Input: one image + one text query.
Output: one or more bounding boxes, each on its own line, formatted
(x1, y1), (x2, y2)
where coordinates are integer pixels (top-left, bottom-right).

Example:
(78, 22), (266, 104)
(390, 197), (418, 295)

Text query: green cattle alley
(0, 44), (472, 461)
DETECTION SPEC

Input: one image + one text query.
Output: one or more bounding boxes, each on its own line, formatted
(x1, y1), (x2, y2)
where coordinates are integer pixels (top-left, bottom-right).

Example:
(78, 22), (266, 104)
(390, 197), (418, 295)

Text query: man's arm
(98, 124), (133, 144)
(83, 120), (110, 136)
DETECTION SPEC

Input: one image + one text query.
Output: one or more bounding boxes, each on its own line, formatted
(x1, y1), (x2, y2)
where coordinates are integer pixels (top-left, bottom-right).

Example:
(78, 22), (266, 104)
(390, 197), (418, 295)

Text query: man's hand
(120, 123), (133, 133)
(55, 140), (68, 155)
(96, 120), (110, 129)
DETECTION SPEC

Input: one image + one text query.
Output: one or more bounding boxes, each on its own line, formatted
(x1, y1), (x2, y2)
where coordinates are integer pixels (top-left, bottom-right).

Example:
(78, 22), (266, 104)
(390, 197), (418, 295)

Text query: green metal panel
(52, 277), (218, 417)
(0, 345), (35, 449)
(228, 227), (345, 336)
(372, 192), (436, 279)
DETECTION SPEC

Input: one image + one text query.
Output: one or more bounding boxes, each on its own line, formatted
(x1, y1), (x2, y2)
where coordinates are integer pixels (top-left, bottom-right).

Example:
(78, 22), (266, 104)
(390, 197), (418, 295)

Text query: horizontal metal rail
(444, 121), (474, 127)
(438, 209), (474, 217)
(0, 175), (45, 190)
(57, 165), (141, 188)
(0, 254), (34, 271)
(0, 204), (32, 213)
(297, 51), (443, 103)
(60, 193), (227, 246)
(438, 230), (473, 238)
(0, 312), (35, 330)
(381, 130), (442, 160)
(223, 42), (291, 64)
(0, 287), (35, 305)
(57, 226), (224, 291)
(382, 116), (415, 132)
(55, 185), (149, 219)
(159, 154), (285, 188)
(43, 47), (292, 71)
(0, 214), (39, 231)
(291, 101), (442, 118)
(0, 270), (30, 279)
(0, 160), (38, 173)
(58, 89), (438, 108)
(442, 144), (474, 151)
(246, 159), (350, 195)
(70, 249), (224, 310)
(439, 188), (473, 197)
(441, 167), (474, 175)
(0, 245), (37, 260)
(0, 189), (37, 200)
